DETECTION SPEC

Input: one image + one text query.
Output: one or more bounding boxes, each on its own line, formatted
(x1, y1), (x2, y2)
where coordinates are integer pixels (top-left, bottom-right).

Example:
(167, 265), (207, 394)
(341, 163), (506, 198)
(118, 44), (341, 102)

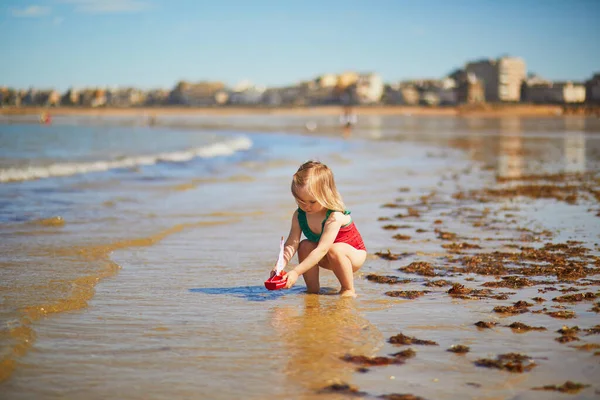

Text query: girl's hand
(284, 270), (299, 289)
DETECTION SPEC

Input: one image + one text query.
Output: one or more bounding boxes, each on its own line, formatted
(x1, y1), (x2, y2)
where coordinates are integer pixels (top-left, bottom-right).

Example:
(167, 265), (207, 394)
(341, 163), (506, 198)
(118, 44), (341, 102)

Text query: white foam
(0, 136), (253, 183)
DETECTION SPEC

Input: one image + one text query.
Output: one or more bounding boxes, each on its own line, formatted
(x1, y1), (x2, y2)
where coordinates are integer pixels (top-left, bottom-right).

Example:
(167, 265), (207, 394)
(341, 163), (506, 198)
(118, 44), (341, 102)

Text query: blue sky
(1, 0), (599, 91)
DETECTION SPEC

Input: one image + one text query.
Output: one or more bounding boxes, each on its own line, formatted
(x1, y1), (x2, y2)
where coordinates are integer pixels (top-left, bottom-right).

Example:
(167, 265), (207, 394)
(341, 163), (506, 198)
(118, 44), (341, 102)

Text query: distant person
(270, 161), (367, 297)
(339, 106), (357, 138)
(39, 111), (52, 125)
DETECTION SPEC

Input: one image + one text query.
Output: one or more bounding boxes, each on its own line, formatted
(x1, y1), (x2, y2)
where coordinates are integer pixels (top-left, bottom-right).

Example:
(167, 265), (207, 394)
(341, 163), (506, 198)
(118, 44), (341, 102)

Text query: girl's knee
(298, 239), (317, 258)
(326, 244), (346, 262)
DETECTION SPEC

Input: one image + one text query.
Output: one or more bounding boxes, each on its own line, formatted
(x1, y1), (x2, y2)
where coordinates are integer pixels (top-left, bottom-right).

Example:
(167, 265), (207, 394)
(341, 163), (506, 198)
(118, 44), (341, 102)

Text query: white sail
(275, 236), (285, 275)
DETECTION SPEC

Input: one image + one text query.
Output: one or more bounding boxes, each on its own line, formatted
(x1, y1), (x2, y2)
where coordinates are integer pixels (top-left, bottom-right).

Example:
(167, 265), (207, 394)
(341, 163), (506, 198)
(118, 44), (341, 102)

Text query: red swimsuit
(297, 209), (366, 251)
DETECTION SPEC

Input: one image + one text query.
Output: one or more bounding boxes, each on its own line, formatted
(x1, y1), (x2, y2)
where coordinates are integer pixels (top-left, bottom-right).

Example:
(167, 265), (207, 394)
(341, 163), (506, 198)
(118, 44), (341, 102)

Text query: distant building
(262, 85), (306, 106)
(21, 89), (39, 106)
(315, 74), (337, 88)
(400, 86), (420, 105)
(36, 89), (61, 106)
(169, 81), (225, 106)
(438, 77), (458, 105)
(420, 90), (440, 106)
(228, 84), (265, 105)
(145, 89), (170, 106)
(525, 81), (585, 104)
(465, 56), (526, 102)
(585, 73), (600, 103)
(336, 72), (359, 89)
(305, 86), (337, 105)
(91, 88), (107, 107)
(382, 84), (419, 105)
(353, 73), (384, 104)
(61, 88), (80, 106)
(454, 72), (485, 104)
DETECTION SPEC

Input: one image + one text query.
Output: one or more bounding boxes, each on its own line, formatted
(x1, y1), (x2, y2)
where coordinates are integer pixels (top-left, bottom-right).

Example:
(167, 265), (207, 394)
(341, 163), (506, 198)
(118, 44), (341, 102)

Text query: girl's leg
(297, 240), (321, 294)
(325, 243), (367, 297)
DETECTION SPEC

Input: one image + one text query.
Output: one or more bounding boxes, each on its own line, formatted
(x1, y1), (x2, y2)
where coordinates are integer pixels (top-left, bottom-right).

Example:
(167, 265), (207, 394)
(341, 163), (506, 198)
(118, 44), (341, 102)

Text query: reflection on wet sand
(564, 132), (586, 173)
(270, 295), (382, 397)
(497, 118), (524, 179)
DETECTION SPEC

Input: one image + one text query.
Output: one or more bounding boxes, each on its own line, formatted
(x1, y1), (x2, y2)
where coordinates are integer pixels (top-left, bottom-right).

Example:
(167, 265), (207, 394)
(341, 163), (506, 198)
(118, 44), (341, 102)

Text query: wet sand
(0, 115), (599, 399)
(0, 103), (567, 118)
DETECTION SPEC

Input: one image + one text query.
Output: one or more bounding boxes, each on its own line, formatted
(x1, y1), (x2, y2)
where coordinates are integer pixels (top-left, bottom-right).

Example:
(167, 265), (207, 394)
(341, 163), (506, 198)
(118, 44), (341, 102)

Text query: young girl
(271, 160), (367, 297)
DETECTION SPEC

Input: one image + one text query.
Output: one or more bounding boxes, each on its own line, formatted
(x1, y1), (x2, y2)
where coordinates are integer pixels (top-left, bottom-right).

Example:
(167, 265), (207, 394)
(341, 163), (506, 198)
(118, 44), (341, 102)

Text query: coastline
(0, 104), (575, 118)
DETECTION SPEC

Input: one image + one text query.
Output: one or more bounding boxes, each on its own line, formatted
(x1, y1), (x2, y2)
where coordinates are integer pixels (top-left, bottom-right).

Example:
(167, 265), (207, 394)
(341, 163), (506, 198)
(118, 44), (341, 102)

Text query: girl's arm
(282, 210), (302, 266)
(271, 210), (301, 276)
(292, 213), (342, 276)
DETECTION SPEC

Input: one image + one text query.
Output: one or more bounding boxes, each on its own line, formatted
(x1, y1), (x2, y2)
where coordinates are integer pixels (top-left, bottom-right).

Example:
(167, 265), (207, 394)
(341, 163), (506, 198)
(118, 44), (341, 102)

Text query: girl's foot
(339, 289), (356, 298)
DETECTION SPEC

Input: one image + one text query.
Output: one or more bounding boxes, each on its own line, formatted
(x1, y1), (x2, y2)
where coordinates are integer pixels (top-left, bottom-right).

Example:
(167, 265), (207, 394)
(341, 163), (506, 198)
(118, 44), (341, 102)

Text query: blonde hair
(291, 161), (345, 212)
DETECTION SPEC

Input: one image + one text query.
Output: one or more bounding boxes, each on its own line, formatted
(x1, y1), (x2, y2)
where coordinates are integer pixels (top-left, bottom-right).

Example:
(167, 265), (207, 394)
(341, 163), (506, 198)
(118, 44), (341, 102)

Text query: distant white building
(315, 74), (337, 88)
(354, 73), (383, 104)
(228, 84), (266, 105)
(525, 81), (586, 104)
(466, 56), (526, 102)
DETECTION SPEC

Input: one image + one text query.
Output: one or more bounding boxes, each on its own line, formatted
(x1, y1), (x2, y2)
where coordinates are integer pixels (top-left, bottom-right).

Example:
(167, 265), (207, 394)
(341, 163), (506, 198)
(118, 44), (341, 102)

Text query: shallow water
(1, 114), (599, 399)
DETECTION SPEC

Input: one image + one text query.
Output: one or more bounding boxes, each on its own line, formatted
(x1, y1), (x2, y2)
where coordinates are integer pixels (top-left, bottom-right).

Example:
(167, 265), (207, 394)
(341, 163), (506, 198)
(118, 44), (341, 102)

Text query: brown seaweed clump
(318, 382), (367, 396)
(389, 333), (438, 346)
(457, 184), (582, 205)
(448, 283), (471, 295)
(424, 279), (452, 287)
(546, 310), (576, 319)
(474, 353), (536, 373)
(442, 242), (482, 253)
(584, 325), (600, 335)
(446, 284), (507, 300)
(366, 274), (411, 284)
(507, 322), (547, 332)
(557, 326), (580, 336)
(435, 229), (458, 240)
(454, 253), (507, 275)
(532, 381), (590, 394)
(390, 348), (416, 359)
(591, 302), (600, 313)
(379, 394), (426, 400)
(341, 354), (406, 367)
(385, 290), (427, 299)
(493, 300), (532, 314)
(447, 344), (470, 354)
(475, 321), (499, 329)
(482, 276), (534, 289)
(555, 335), (580, 343)
(531, 297), (545, 303)
(382, 224), (409, 230)
(393, 234), (412, 240)
(555, 325), (580, 343)
(399, 262), (437, 277)
(552, 292), (598, 303)
(374, 250), (409, 261)
(570, 343), (600, 351)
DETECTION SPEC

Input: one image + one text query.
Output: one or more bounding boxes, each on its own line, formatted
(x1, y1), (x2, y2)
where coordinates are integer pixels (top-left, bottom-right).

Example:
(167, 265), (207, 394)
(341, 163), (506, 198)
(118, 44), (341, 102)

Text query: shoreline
(0, 104), (582, 118)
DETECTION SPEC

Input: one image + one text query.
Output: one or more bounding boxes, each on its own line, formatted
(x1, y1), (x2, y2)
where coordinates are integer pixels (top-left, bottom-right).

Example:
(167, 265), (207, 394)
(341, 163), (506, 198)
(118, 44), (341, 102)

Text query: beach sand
(0, 103), (569, 119)
(0, 114), (599, 399)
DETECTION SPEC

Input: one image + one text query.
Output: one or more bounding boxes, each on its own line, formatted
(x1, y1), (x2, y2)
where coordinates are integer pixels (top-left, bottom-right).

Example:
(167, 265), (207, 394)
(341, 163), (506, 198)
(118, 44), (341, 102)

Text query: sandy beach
(0, 113), (599, 399)
(0, 103), (572, 118)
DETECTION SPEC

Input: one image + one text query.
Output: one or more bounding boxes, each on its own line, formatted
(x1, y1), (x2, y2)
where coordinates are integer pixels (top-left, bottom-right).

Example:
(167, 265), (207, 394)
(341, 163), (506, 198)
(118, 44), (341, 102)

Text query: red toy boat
(264, 271), (287, 291)
(265, 236), (287, 290)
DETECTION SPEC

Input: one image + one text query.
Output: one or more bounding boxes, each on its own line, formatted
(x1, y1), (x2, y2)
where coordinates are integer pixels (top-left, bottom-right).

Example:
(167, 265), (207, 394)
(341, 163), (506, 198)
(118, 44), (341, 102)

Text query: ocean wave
(0, 136), (253, 183)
